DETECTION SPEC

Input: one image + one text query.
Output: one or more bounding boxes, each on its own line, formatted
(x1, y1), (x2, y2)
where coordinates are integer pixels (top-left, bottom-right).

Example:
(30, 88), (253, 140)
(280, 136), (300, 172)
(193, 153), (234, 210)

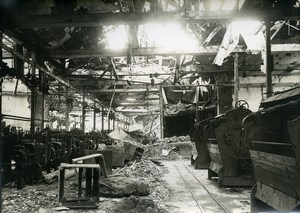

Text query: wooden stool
(58, 163), (100, 209)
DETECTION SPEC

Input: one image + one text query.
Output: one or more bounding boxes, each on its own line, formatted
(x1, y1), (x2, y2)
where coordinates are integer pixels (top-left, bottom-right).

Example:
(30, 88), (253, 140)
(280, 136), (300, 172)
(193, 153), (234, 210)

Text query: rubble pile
(143, 135), (191, 160)
(143, 144), (182, 160)
(164, 102), (195, 115)
(113, 160), (171, 202)
(115, 160), (166, 178)
(159, 135), (191, 143)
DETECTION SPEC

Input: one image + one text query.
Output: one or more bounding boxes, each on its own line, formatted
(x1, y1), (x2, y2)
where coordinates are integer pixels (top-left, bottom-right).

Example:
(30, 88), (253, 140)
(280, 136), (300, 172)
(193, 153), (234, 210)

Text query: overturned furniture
(58, 154), (108, 209)
(244, 87), (300, 212)
(206, 101), (254, 187)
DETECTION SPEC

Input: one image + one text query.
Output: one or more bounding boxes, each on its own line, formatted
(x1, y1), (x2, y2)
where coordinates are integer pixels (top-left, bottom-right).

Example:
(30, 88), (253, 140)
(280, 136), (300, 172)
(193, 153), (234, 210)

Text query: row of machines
(190, 86), (300, 212)
(0, 127), (110, 189)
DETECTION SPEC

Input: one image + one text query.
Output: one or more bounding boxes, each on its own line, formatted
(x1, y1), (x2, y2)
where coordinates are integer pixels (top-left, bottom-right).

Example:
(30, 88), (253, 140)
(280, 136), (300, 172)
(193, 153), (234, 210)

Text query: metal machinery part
(0, 127), (108, 188)
(190, 117), (212, 169)
(244, 87), (300, 212)
(189, 106), (216, 169)
(205, 102), (255, 187)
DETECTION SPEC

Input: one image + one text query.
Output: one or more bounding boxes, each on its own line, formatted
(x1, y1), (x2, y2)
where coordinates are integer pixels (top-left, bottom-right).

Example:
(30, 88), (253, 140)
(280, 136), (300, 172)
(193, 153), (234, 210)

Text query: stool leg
(96, 156), (108, 178)
(93, 168), (100, 199)
(85, 168), (92, 197)
(58, 168), (65, 202)
(78, 168), (83, 197)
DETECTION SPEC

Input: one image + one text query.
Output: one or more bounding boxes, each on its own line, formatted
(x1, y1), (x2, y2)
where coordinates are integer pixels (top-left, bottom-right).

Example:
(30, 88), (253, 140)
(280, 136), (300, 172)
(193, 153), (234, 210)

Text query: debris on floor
(99, 176), (150, 197)
(1, 184), (58, 213)
(113, 160), (171, 202)
(109, 196), (169, 213)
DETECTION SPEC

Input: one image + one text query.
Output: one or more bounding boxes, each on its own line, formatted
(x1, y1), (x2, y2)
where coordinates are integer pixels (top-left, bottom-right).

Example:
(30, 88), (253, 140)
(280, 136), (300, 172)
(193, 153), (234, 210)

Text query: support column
(93, 101), (96, 131)
(108, 117), (110, 131)
(40, 71), (45, 129)
(65, 87), (70, 131)
(30, 51), (36, 141)
(81, 93), (86, 132)
(195, 87), (200, 123)
(265, 20), (273, 98)
(173, 56), (180, 84)
(101, 106), (104, 136)
(81, 93), (85, 132)
(0, 33), (2, 122)
(113, 119), (115, 130)
(234, 53), (239, 104)
(159, 85), (164, 139)
(0, 33), (3, 212)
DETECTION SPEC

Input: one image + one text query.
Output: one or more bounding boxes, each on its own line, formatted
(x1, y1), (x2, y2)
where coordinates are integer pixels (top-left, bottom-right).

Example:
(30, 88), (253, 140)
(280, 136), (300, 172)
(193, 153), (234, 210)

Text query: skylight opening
(104, 25), (128, 50)
(138, 23), (199, 51)
(210, 0), (237, 11)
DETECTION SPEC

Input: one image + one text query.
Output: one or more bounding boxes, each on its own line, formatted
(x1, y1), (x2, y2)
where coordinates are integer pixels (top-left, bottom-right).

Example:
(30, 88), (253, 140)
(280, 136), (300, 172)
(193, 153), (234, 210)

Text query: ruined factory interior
(0, 0), (300, 212)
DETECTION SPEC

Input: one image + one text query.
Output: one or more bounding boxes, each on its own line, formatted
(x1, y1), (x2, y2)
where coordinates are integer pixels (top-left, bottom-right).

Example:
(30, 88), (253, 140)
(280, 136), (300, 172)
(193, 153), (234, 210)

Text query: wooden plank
(60, 163), (100, 169)
(250, 150), (300, 201)
(253, 166), (300, 199)
(288, 116), (300, 168)
(251, 156), (299, 178)
(256, 181), (300, 211)
(72, 154), (103, 163)
(250, 150), (297, 166)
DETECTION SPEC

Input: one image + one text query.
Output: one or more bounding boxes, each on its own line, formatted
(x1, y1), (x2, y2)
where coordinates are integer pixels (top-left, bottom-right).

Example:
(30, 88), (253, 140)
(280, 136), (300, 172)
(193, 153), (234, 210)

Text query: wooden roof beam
(3, 8), (300, 29)
(46, 44), (300, 58)
(84, 88), (158, 93)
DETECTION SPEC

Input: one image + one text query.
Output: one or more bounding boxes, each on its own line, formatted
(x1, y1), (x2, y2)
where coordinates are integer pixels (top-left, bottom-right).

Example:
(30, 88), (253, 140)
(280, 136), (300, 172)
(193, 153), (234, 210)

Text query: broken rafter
(98, 64), (112, 80)
(0, 41), (75, 90)
(110, 57), (119, 81)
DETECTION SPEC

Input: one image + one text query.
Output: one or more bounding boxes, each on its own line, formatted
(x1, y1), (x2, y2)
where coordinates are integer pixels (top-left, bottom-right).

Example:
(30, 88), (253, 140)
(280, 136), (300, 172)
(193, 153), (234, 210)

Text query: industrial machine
(205, 100), (254, 187)
(0, 127), (107, 188)
(244, 87), (300, 212)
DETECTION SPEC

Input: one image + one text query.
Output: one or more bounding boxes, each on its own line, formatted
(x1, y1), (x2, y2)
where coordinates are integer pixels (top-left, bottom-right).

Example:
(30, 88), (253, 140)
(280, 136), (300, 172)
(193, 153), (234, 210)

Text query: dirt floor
(1, 159), (251, 213)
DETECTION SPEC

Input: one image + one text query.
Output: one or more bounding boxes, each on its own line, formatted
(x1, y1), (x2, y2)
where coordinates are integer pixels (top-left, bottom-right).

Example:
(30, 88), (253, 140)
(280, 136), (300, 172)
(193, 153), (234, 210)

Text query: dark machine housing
(205, 101), (254, 187)
(244, 87), (300, 212)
